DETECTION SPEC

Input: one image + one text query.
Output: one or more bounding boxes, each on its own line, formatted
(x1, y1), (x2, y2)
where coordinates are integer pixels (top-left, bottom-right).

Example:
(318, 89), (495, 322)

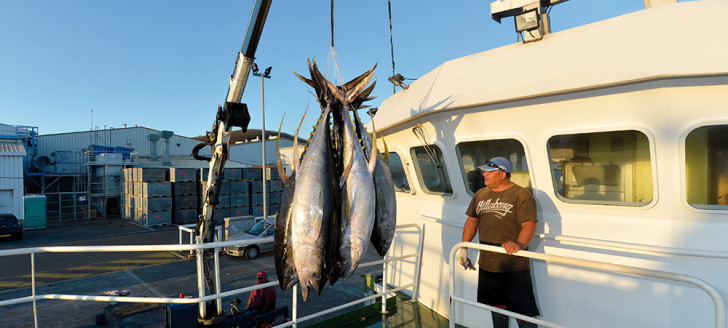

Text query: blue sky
(0, 0), (654, 139)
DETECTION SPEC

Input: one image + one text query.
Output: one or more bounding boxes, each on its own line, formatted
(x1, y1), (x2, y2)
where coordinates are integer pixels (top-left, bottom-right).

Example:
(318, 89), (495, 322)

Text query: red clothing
(248, 283), (276, 314)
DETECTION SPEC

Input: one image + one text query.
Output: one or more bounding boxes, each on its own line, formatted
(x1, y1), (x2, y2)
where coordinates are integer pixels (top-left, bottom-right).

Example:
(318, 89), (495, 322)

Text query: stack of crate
(121, 169), (134, 220)
(268, 168), (285, 214)
(249, 168), (285, 217)
(121, 167), (172, 227)
(199, 168), (252, 224)
(170, 168), (198, 224)
(135, 168), (172, 227)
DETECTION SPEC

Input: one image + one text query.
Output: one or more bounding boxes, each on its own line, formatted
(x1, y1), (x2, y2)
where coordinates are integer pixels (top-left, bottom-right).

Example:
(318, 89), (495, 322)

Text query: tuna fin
(382, 136), (390, 164)
(293, 103), (309, 173)
(339, 144), (354, 189)
(368, 117), (378, 174)
(276, 113), (289, 186)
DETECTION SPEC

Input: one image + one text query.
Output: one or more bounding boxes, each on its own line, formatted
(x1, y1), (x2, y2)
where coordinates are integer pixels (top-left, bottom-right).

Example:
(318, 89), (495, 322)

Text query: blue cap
(477, 157), (512, 173)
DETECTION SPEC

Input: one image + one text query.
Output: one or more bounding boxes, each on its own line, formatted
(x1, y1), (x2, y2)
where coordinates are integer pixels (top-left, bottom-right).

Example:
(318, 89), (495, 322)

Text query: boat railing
(0, 223), (423, 328)
(448, 242), (727, 328)
(538, 233), (728, 259)
(178, 223), (222, 257)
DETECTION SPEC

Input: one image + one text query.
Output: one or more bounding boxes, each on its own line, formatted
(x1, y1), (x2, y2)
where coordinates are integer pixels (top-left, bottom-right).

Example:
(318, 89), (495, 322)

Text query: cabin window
(387, 152), (411, 193)
(457, 139), (531, 195)
(548, 130), (653, 205)
(411, 145), (453, 195)
(685, 125), (728, 209)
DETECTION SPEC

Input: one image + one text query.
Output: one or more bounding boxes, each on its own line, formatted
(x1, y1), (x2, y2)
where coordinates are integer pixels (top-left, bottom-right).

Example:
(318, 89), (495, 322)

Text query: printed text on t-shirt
(475, 198), (513, 218)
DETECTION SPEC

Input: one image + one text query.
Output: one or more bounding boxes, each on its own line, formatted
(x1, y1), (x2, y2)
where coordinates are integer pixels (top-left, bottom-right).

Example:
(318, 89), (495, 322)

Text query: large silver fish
(350, 92), (397, 257)
(325, 66), (378, 281)
(273, 173), (297, 291)
(288, 101), (339, 301)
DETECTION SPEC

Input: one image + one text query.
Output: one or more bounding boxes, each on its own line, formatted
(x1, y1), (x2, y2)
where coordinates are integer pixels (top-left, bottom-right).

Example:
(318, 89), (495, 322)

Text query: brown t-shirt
(465, 184), (537, 272)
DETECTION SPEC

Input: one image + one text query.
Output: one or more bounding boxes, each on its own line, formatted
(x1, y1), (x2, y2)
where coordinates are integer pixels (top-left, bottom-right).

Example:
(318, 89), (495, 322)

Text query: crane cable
(388, 0), (396, 94)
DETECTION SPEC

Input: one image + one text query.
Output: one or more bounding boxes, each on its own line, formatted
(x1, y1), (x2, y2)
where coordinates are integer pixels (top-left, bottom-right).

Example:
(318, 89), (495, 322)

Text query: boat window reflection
(387, 152), (411, 193)
(686, 125), (728, 209)
(548, 130), (653, 206)
(411, 145), (453, 195)
(457, 139), (531, 195)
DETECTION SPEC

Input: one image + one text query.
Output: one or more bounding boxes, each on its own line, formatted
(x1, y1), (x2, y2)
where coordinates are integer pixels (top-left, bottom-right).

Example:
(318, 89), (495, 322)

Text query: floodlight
(515, 8), (540, 33)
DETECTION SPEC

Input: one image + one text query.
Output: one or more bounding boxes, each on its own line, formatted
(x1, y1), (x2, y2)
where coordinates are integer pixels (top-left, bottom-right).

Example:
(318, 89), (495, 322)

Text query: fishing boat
(364, 0), (728, 327)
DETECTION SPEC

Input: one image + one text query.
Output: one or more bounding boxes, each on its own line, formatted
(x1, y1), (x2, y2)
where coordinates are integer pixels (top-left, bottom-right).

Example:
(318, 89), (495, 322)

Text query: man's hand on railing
(502, 241), (523, 255)
(457, 248), (476, 270)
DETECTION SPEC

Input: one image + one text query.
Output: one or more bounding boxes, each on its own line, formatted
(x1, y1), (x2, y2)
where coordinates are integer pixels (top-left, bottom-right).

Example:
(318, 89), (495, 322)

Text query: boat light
(515, 8), (540, 33)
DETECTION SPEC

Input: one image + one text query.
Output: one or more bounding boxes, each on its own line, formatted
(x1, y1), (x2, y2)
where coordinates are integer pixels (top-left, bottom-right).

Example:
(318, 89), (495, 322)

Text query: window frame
(455, 136), (534, 197)
(409, 143), (454, 196)
(681, 121), (728, 212)
(386, 150), (414, 194)
(546, 126), (658, 208)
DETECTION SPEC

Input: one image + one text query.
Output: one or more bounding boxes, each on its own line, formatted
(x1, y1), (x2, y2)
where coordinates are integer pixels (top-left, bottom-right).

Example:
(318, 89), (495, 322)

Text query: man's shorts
(477, 268), (540, 317)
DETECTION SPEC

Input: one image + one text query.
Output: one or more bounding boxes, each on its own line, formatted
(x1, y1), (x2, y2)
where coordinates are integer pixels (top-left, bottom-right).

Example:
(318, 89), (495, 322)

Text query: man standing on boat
(459, 156), (540, 328)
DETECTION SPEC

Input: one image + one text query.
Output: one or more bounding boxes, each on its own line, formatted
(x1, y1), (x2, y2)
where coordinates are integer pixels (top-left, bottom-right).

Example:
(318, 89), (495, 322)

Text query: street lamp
(252, 63), (272, 219)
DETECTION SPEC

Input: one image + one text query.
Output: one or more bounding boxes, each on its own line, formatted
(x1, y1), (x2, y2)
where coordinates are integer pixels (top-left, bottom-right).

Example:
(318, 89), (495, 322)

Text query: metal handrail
(0, 224), (424, 328)
(448, 242), (727, 328)
(539, 233), (728, 259)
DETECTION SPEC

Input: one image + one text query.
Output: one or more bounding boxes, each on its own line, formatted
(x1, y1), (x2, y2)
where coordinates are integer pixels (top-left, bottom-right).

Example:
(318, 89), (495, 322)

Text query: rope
(388, 0), (396, 94)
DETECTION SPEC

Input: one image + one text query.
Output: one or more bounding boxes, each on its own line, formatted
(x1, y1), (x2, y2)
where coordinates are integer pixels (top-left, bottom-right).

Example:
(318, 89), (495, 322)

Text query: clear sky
(1, 0), (659, 139)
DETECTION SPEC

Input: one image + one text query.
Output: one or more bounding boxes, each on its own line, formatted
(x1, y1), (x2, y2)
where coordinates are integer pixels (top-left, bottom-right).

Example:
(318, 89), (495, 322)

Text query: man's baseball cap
(257, 271), (267, 279)
(477, 157), (512, 173)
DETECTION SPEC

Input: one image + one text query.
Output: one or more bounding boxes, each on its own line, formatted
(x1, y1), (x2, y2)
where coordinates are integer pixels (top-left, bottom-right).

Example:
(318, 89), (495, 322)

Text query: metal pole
(32, 253), (38, 328)
(214, 246), (222, 315)
(292, 285), (298, 328)
(260, 74), (267, 220)
(381, 255), (388, 314)
(196, 236), (207, 318)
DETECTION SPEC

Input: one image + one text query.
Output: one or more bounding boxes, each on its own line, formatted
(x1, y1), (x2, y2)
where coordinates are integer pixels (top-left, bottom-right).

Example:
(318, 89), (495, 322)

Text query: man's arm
(461, 216), (479, 248)
(502, 220), (537, 255)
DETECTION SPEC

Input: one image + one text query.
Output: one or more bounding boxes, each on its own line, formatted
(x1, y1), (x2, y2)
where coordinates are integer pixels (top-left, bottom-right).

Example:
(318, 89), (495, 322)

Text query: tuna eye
(313, 273), (321, 280)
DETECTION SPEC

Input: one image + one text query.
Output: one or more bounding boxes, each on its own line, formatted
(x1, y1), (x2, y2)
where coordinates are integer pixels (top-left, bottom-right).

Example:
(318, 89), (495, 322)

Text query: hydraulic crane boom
(191, 0), (272, 323)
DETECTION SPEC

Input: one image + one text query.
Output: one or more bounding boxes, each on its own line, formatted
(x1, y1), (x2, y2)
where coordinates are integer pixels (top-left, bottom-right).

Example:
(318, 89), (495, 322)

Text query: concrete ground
(0, 217), (385, 328)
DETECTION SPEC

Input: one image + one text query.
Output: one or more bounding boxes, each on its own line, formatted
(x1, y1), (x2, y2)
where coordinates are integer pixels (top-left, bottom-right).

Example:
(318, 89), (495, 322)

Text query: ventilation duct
(160, 130), (174, 166)
(147, 134), (160, 161)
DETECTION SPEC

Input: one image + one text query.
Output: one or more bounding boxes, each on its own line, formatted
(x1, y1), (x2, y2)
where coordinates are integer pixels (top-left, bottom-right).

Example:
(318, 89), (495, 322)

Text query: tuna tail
(325, 65), (376, 107)
(350, 79), (377, 111)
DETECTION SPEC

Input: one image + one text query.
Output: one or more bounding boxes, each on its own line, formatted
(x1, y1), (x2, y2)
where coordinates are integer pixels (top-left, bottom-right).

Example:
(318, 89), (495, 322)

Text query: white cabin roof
(374, 0), (728, 129)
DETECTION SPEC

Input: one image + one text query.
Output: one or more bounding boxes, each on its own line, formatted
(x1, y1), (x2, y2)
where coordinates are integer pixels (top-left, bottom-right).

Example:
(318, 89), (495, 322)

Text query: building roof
(192, 128), (307, 145)
(0, 140), (27, 156)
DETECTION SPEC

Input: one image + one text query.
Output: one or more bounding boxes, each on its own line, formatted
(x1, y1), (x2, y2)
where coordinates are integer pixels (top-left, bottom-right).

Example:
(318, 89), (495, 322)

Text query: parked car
(224, 218), (274, 259)
(0, 213), (23, 241)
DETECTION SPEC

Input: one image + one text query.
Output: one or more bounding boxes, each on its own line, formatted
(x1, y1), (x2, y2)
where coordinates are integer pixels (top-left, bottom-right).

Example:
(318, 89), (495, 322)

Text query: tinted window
(457, 139), (531, 194)
(411, 145), (452, 195)
(548, 130), (653, 205)
(686, 125), (728, 209)
(387, 152), (411, 193)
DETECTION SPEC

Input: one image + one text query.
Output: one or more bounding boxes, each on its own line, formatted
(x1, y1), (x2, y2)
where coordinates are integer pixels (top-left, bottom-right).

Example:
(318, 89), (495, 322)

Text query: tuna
(326, 67), (378, 280)
(352, 104), (397, 257)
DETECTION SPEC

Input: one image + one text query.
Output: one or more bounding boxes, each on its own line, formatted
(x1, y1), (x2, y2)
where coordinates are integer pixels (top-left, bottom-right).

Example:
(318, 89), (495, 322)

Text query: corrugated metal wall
(0, 141), (26, 219)
(37, 127), (200, 159)
(229, 139), (295, 165)
(0, 123), (16, 137)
